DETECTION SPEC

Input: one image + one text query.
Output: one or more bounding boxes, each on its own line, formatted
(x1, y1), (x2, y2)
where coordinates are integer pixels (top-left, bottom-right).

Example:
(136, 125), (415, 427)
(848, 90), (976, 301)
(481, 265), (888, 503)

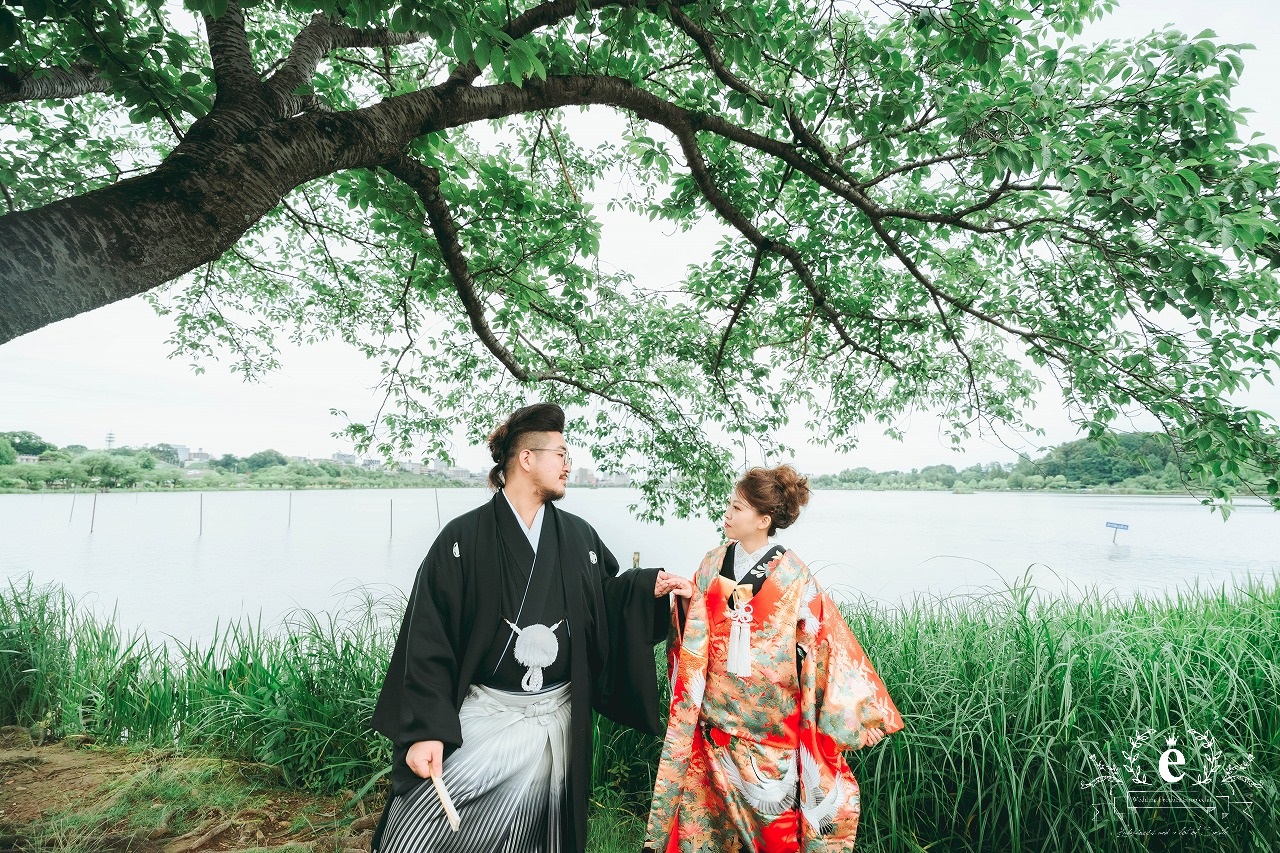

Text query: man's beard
(535, 480), (566, 503)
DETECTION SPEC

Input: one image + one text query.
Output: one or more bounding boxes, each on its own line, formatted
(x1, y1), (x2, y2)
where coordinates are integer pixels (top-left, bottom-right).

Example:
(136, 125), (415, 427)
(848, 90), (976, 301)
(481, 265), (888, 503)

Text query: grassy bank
(3, 575), (1276, 852)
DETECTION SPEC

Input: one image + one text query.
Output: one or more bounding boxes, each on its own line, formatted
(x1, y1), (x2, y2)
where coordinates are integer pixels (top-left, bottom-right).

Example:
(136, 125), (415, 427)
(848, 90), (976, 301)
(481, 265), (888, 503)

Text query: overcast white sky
(2, 0), (1279, 474)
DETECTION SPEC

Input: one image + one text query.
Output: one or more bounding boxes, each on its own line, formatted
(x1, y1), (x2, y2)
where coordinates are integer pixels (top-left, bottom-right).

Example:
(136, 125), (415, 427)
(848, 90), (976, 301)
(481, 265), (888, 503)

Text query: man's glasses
(529, 448), (573, 469)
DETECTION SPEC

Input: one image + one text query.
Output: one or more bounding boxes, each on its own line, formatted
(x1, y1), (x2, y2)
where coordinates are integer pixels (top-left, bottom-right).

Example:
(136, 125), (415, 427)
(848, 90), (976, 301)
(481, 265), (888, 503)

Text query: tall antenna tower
(105, 430), (115, 450)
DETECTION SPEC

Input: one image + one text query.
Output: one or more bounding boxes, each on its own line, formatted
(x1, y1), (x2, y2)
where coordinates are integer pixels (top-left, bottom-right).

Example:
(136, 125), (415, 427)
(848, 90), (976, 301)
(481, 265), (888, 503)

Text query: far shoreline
(0, 483), (1266, 503)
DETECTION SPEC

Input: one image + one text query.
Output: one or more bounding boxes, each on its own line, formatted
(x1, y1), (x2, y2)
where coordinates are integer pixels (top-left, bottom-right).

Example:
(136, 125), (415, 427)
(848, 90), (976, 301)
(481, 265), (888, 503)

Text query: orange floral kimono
(645, 544), (903, 852)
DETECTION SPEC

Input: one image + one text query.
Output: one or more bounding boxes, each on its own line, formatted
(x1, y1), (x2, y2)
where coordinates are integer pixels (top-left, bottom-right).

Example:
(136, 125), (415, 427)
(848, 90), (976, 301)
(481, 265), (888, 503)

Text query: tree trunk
(0, 74), (671, 345)
(0, 107), (398, 344)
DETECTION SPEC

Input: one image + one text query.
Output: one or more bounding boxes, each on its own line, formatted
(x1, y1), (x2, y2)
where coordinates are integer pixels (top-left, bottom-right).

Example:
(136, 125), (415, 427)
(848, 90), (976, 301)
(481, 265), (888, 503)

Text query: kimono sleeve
(667, 547), (721, 677)
(802, 588), (904, 752)
(594, 542), (668, 734)
(370, 530), (465, 751)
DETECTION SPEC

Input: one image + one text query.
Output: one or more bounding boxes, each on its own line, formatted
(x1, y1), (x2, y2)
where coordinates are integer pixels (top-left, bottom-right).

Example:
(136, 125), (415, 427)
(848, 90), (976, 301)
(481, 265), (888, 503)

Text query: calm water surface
(1, 488), (1276, 642)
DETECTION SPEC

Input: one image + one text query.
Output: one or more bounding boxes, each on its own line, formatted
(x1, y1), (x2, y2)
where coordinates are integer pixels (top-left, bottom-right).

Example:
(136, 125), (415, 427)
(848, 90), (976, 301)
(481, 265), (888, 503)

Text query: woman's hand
(861, 727), (886, 748)
(655, 570), (694, 599)
(407, 739), (444, 778)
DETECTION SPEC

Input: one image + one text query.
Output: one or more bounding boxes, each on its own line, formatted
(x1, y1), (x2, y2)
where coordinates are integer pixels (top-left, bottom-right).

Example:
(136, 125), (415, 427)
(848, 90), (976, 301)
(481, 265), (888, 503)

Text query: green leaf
(22, 0), (51, 24)
(0, 8), (18, 50)
(452, 27), (472, 64)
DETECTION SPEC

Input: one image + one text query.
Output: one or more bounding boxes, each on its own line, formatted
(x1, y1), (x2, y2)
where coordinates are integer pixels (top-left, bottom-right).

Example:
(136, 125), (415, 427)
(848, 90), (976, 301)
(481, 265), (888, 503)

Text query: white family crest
(589, 550), (597, 564)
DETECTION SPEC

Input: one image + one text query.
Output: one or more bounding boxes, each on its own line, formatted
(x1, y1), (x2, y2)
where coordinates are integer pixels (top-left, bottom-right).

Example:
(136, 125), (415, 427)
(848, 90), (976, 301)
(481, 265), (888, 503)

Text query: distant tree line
(0, 431), (462, 492)
(812, 433), (1217, 494)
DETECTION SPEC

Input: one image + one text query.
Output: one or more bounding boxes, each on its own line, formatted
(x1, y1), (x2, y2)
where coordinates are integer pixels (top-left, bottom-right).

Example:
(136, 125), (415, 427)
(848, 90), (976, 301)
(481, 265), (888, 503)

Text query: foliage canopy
(1, 0), (1279, 515)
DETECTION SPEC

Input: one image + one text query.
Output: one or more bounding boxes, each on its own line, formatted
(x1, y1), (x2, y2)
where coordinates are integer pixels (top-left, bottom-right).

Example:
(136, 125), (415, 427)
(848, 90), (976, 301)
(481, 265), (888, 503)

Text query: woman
(645, 465), (902, 852)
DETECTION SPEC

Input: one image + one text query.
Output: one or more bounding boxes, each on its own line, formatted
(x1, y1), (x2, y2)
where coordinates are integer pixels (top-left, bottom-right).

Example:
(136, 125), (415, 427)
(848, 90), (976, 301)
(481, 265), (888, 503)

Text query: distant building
(431, 459), (448, 473)
(170, 444), (191, 462)
(15, 454), (39, 464)
(331, 453), (357, 465)
(446, 466), (473, 481)
(361, 459), (384, 470)
(573, 467), (598, 486)
(401, 462), (429, 475)
(601, 472), (631, 487)
(189, 448), (211, 463)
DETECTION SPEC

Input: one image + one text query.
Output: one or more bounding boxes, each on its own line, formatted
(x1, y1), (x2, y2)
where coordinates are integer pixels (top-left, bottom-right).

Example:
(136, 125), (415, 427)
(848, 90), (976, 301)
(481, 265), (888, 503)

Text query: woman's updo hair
(735, 464), (810, 536)
(487, 403), (566, 490)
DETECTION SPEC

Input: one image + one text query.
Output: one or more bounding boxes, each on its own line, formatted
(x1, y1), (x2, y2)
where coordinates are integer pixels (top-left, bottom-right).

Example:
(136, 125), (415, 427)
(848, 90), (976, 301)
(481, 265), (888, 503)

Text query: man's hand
(407, 739), (444, 779)
(655, 570), (694, 599)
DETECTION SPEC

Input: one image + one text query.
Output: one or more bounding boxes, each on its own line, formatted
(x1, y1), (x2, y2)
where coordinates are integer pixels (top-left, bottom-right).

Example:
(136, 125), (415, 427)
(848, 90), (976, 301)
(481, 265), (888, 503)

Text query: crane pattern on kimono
(717, 747), (799, 817)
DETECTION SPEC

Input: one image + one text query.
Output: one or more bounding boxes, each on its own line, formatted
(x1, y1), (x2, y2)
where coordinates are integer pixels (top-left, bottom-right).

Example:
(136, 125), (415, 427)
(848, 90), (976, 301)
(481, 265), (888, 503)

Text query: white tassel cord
(726, 603), (754, 678)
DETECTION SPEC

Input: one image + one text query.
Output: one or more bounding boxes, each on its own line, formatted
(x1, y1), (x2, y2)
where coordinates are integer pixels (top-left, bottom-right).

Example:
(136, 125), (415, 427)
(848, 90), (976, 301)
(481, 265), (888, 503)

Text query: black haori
(371, 494), (670, 853)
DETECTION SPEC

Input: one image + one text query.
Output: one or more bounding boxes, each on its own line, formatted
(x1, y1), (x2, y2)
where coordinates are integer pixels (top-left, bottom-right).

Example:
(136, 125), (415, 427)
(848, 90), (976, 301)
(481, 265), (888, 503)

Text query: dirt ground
(0, 734), (377, 853)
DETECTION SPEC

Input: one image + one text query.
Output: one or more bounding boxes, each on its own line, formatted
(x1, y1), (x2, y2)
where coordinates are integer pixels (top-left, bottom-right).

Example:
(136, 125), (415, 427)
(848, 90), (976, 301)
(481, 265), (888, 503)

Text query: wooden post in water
(389, 499), (394, 538)
(288, 492), (293, 529)
(69, 492), (76, 524)
(89, 492), (98, 533)
(199, 493), (204, 536)
(434, 488), (442, 530)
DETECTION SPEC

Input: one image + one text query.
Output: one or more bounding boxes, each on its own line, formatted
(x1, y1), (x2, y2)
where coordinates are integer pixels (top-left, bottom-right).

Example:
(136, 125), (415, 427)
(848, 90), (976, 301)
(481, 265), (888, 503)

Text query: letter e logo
(1158, 737), (1186, 783)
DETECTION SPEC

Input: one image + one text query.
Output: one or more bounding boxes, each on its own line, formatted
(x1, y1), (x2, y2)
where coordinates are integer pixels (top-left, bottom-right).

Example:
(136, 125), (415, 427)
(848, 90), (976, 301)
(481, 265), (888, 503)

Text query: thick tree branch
(383, 154), (529, 379)
(268, 15), (426, 104)
(0, 62), (111, 104)
(0, 72), (952, 344)
(0, 69), (1216, 360)
(204, 1), (260, 99)
(666, 7), (768, 106)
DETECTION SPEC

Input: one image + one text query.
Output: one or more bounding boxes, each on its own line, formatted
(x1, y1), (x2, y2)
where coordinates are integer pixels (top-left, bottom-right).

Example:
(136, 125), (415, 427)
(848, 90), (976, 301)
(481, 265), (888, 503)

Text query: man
(371, 402), (692, 853)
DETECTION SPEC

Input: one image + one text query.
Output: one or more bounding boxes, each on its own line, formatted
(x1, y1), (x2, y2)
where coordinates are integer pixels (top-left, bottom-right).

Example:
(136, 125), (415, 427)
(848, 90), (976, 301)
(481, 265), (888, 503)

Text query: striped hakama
(378, 682), (572, 853)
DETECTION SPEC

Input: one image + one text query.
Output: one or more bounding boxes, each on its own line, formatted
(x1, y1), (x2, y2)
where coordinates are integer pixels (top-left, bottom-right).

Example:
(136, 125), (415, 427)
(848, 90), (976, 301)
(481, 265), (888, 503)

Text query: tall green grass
(3, 574), (1277, 852)
(843, 574), (1279, 852)
(0, 578), (395, 794)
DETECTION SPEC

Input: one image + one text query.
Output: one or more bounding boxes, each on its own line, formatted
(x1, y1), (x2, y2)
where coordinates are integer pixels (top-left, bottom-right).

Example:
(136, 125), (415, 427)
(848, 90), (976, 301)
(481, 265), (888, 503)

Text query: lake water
(1, 488), (1277, 643)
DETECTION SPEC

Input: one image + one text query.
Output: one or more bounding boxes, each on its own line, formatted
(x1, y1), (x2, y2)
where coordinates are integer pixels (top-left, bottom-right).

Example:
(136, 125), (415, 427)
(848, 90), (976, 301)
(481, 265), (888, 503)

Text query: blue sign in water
(1106, 522), (1130, 530)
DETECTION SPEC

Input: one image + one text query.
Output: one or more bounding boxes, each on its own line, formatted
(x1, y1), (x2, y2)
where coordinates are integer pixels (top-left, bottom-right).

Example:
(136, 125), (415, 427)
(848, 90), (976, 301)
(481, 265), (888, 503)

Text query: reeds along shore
(2, 574), (1277, 852)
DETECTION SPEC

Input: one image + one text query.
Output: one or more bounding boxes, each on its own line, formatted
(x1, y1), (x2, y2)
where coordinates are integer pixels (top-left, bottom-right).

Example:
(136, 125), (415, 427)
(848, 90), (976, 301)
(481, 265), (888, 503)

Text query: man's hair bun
(487, 403), (566, 489)
(488, 423), (510, 465)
